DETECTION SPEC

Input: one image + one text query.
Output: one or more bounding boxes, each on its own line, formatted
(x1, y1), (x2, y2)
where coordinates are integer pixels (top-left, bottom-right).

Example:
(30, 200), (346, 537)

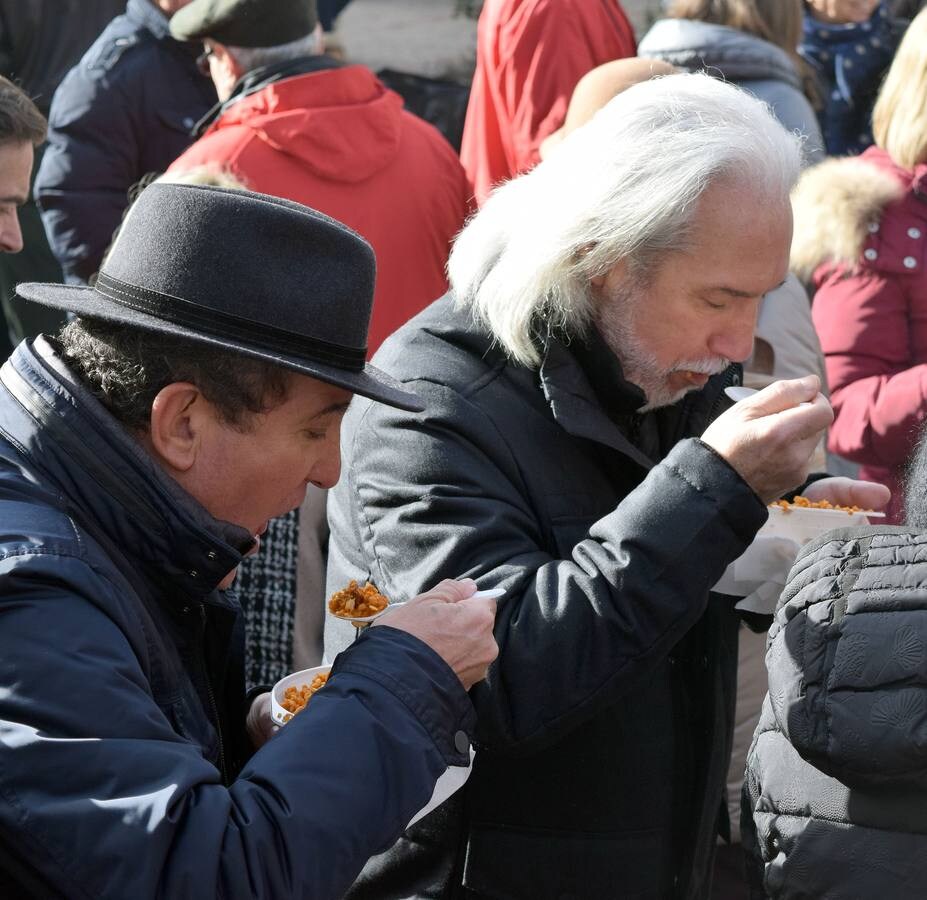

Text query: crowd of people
(1, 0), (927, 897)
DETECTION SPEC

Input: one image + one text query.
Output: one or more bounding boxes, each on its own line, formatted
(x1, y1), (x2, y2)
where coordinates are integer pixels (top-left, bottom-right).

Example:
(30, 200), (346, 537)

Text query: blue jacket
(34, 0), (216, 284)
(0, 337), (475, 899)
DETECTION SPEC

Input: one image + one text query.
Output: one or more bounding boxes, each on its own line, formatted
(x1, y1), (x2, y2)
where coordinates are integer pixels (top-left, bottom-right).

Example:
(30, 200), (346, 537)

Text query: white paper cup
(762, 503), (880, 544)
(271, 665), (332, 726)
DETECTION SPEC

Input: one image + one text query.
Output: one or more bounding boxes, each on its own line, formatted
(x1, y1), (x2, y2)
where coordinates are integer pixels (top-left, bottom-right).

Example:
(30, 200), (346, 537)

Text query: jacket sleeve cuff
(673, 438), (768, 546)
(330, 625), (476, 767)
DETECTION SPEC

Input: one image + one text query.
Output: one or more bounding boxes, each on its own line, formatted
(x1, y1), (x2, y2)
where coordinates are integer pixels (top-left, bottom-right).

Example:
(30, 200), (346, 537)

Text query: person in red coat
(792, 8), (927, 522)
(460, 0), (636, 206)
(168, 0), (472, 356)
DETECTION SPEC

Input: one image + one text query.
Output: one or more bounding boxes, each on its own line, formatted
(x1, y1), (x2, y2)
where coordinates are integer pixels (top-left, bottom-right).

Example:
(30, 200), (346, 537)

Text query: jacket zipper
(706, 364), (742, 425)
(198, 603), (229, 785)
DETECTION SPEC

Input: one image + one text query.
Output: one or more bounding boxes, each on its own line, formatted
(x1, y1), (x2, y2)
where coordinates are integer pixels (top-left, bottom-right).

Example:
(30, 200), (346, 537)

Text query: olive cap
(170, 0), (318, 48)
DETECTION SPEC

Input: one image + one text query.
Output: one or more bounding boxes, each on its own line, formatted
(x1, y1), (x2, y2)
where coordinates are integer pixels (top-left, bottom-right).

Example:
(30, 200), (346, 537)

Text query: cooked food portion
(328, 580), (389, 618)
(280, 672), (330, 722)
(771, 496), (870, 514)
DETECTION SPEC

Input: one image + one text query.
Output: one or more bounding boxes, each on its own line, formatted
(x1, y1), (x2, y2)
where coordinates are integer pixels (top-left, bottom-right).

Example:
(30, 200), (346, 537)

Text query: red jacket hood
(206, 65), (405, 182)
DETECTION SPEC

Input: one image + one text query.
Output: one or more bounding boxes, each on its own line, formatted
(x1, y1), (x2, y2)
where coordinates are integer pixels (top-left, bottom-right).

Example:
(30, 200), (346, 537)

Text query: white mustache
(670, 357), (730, 376)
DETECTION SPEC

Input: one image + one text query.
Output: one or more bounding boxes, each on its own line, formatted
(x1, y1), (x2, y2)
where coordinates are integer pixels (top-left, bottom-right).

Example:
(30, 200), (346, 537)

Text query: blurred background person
(639, 0), (825, 165)
(169, 0), (470, 357)
(34, 0), (215, 286)
(460, 0), (636, 206)
(0, 75), (46, 260)
(0, 0), (123, 357)
(800, 0), (903, 156)
(791, 7), (927, 524)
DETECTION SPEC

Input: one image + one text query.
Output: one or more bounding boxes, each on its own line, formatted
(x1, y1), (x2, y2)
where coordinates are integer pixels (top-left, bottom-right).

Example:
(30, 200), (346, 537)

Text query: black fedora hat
(17, 182), (424, 412)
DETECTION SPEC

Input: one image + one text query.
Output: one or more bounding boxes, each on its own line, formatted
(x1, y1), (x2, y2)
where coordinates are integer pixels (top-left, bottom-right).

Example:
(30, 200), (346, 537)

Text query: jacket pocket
(461, 822), (675, 900)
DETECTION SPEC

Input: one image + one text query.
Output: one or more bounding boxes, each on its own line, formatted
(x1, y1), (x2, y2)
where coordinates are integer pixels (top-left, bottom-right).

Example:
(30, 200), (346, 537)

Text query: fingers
(418, 578), (478, 604)
(739, 376), (821, 417)
(803, 477), (892, 511)
(769, 392), (833, 444)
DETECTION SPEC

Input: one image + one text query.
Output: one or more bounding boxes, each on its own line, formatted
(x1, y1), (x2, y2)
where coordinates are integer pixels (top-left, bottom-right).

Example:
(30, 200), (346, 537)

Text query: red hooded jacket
(170, 64), (472, 354)
(460, 0), (636, 206)
(796, 147), (927, 521)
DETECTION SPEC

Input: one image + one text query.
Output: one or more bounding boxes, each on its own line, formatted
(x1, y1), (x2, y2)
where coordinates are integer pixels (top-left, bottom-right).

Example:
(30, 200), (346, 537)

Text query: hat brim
(17, 282), (425, 413)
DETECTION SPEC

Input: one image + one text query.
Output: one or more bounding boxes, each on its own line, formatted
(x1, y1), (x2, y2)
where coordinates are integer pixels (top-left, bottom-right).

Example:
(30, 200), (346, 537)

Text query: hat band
(94, 272), (368, 371)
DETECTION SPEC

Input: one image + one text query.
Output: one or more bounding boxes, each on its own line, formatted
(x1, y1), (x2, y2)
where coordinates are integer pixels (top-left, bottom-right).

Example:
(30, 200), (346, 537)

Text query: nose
(0, 213), (24, 254)
(310, 443), (342, 491)
(708, 301), (760, 364)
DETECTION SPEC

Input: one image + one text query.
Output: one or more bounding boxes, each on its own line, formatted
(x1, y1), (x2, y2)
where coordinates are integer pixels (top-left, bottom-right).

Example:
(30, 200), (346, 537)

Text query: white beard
(596, 280), (730, 411)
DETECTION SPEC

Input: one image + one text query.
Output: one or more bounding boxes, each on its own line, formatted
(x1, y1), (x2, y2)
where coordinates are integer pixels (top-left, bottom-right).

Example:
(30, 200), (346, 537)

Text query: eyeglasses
(196, 45), (214, 78)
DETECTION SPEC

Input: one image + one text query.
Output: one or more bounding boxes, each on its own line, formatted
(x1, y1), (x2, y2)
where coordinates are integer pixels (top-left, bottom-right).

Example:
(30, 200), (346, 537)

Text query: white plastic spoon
(724, 385), (812, 407)
(333, 587), (506, 627)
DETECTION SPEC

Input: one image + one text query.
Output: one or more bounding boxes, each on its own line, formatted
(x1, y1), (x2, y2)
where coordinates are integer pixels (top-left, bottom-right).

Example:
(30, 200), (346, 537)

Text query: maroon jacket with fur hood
(795, 147), (927, 522)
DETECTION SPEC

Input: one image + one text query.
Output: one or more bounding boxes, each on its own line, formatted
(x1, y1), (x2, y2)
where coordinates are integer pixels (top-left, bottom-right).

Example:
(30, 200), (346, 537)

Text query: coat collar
(537, 331), (739, 470)
(0, 338), (249, 604)
(193, 54), (342, 137)
(126, 0), (171, 40)
(538, 334), (655, 471)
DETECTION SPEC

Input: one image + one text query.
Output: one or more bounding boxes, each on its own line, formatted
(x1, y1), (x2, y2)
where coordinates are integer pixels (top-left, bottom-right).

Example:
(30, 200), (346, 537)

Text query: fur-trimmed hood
(791, 148), (920, 282)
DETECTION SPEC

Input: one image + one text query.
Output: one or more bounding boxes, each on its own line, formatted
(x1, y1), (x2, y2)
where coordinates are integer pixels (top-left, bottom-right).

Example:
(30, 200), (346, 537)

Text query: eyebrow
(308, 400), (352, 420)
(708, 278), (788, 299)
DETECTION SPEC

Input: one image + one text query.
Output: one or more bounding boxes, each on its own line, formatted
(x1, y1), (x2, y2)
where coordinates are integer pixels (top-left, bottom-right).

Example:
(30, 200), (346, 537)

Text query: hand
(701, 376), (834, 504)
(245, 691), (277, 749)
(376, 578), (499, 691)
(801, 476), (891, 512)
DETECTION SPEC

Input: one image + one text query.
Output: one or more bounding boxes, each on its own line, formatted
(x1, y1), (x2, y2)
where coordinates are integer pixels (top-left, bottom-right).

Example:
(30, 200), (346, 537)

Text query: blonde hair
(666, 0), (803, 58)
(156, 165), (250, 191)
(872, 8), (927, 169)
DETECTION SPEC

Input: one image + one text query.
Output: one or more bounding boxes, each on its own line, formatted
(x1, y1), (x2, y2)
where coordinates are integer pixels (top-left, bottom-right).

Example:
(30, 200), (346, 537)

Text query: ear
(147, 382), (210, 473)
(212, 41), (243, 83)
(589, 257), (626, 291)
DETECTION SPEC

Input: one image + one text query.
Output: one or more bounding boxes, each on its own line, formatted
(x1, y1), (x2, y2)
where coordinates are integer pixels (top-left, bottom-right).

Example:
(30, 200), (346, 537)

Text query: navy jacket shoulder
(34, 0), (215, 283)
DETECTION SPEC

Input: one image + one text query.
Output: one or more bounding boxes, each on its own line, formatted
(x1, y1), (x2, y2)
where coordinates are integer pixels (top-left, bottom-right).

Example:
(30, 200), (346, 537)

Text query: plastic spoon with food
(328, 579), (505, 627)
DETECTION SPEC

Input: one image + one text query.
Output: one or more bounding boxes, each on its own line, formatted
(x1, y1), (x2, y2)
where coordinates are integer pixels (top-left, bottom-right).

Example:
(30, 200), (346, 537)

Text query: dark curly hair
(58, 318), (290, 432)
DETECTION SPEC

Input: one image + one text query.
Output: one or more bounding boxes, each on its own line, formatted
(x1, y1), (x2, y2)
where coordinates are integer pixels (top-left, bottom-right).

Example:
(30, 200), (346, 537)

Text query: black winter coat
(34, 0), (215, 284)
(744, 525), (927, 898)
(0, 338), (476, 899)
(326, 296), (768, 899)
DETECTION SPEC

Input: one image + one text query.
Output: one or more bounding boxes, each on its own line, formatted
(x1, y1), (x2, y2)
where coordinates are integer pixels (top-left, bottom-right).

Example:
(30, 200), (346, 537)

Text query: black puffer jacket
(326, 295), (768, 899)
(744, 526), (927, 898)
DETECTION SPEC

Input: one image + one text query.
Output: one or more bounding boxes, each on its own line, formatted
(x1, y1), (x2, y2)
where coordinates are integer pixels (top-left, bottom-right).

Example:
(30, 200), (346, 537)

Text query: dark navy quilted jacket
(0, 338), (475, 899)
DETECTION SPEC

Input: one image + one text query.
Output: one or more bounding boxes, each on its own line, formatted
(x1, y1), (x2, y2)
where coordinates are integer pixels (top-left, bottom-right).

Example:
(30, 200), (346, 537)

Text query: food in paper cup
(770, 495), (879, 516)
(271, 665), (332, 726)
(764, 495), (884, 545)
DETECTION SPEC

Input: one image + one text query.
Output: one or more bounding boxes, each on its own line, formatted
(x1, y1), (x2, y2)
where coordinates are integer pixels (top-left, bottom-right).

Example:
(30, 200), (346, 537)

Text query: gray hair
(449, 72), (803, 368)
(226, 30), (322, 74)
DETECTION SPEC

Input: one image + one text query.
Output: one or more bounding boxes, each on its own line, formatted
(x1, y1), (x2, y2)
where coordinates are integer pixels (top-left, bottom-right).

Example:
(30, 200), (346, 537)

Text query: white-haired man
(324, 73), (889, 899)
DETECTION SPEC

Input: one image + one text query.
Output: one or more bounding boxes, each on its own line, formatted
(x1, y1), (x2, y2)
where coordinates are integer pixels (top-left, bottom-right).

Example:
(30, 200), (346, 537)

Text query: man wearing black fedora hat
(0, 181), (498, 898)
